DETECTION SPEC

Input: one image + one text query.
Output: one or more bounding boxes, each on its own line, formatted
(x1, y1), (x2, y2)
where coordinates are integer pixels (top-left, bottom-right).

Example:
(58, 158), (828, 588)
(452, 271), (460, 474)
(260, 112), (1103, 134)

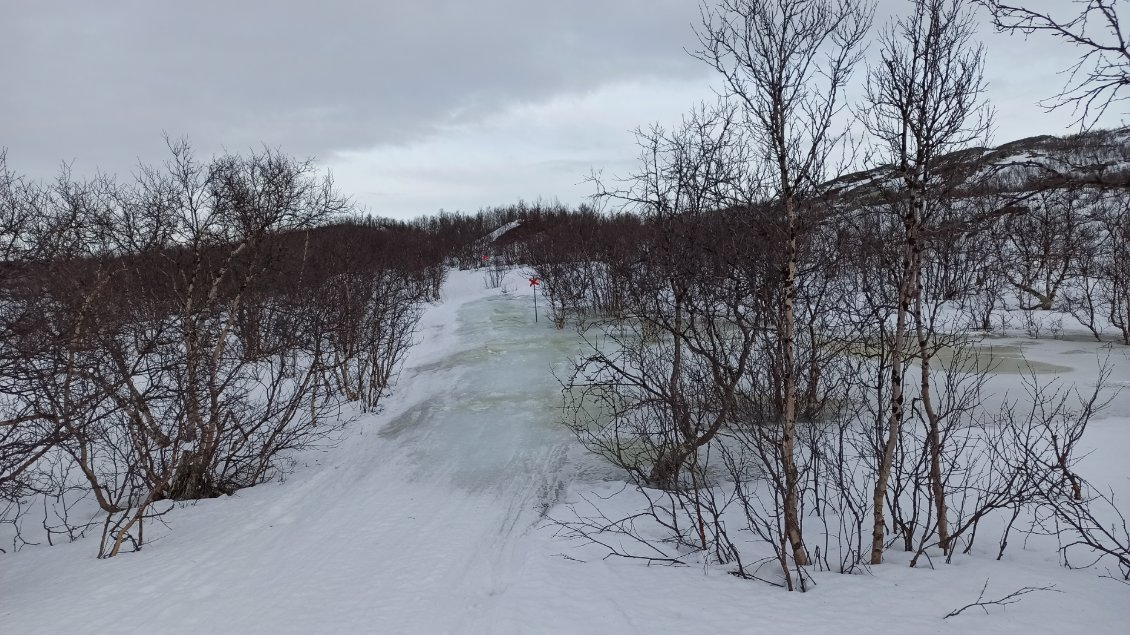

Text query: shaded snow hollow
(1, 268), (1128, 634)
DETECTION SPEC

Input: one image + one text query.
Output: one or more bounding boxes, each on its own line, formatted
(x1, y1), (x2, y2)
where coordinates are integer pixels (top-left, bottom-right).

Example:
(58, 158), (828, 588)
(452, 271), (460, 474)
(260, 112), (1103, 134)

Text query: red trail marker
(529, 277), (540, 322)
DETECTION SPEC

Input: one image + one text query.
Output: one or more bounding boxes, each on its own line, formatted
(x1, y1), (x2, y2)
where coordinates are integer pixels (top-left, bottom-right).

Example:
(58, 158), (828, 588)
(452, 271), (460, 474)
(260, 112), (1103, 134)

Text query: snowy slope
(485, 220), (522, 243)
(1, 269), (1128, 634)
(826, 126), (1130, 199)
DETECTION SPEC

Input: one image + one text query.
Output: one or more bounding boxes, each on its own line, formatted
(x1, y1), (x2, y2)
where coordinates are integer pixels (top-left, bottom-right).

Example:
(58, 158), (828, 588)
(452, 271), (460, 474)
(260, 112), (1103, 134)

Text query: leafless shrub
(0, 140), (442, 556)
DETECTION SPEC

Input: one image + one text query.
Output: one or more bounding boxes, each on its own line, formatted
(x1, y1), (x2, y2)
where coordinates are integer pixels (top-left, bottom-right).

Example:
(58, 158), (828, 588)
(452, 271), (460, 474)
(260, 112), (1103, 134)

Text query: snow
(485, 220), (522, 243)
(2, 268), (1128, 634)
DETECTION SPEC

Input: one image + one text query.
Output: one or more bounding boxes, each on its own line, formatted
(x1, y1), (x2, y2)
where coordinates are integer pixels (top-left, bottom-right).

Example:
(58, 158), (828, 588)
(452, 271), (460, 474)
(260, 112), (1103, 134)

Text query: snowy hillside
(2, 268), (1127, 634)
(828, 126), (1130, 199)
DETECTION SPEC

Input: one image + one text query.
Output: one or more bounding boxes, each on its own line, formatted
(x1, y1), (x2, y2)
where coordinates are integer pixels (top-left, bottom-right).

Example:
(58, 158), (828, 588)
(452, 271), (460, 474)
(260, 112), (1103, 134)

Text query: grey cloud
(1, 0), (703, 177)
(3, 0), (1120, 199)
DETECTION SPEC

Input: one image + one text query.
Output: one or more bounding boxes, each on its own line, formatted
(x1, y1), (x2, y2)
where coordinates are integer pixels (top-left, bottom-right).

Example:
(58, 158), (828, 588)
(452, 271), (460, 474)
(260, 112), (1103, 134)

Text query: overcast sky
(2, 1), (1125, 219)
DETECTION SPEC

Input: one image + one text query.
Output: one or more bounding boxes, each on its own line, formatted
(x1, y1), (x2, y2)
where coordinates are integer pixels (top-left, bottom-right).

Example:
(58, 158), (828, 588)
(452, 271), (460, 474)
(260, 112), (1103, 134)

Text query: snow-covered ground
(2, 268), (1127, 634)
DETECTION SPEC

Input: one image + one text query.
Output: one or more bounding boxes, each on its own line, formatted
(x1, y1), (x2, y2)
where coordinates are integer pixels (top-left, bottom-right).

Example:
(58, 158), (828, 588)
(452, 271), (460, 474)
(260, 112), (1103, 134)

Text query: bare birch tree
(862, 0), (992, 564)
(694, 0), (872, 568)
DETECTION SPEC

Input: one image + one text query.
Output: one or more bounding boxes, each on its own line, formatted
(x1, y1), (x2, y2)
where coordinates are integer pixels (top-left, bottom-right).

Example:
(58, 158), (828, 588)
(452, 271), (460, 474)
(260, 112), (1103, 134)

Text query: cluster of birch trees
(538, 0), (1130, 589)
(0, 141), (443, 557)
